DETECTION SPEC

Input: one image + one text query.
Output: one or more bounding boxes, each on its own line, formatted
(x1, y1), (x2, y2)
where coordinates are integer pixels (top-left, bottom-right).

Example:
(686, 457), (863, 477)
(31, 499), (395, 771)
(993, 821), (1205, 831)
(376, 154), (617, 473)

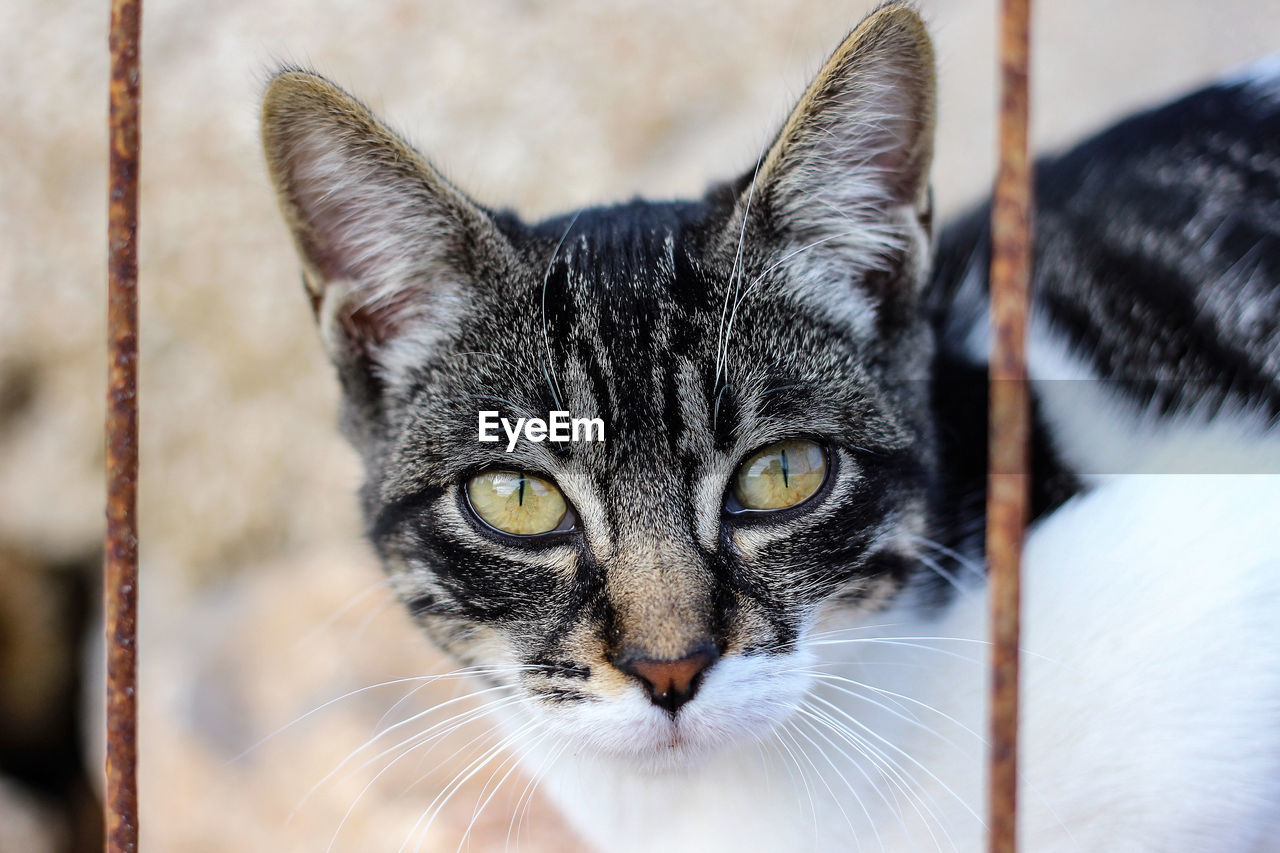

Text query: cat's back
(933, 60), (1280, 421)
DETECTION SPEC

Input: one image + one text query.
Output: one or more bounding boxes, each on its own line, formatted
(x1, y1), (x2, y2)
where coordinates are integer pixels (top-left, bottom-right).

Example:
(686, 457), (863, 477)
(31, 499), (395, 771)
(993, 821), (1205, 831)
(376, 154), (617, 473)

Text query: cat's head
(263, 3), (938, 769)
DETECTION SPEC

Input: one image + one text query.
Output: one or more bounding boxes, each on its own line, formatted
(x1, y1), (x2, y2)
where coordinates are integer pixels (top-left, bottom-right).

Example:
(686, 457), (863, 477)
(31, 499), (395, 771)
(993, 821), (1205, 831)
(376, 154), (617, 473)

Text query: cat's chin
(590, 713), (750, 772)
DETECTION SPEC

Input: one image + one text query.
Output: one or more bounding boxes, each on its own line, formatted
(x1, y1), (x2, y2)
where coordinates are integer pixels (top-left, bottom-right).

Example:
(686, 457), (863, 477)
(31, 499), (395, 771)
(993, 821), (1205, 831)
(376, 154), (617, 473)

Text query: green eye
(732, 440), (827, 511)
(466, 471), (568, 536)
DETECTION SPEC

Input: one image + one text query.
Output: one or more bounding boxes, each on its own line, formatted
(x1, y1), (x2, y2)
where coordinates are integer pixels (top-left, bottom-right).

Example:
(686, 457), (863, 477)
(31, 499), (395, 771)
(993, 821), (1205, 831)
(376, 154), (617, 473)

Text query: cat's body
(261, 5), (1280, 850)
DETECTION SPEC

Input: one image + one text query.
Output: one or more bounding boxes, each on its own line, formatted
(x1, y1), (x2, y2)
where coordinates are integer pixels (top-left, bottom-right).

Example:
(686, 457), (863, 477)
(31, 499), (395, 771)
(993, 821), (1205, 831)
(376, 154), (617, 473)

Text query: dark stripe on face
(661, 364), (688, 457)
(405, 592), (445, 617)
(527, 550), (610, 654)
(530, 686), (598, 704)
(711, 382), (740, 450)
(523, 658), (592, 680)
(368, 485), (446, 545)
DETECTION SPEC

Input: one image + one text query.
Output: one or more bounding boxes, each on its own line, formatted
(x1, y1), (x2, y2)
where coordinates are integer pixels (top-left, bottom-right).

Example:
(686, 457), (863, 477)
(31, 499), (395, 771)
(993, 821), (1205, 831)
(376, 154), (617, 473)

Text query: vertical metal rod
(987, 0), (1032, 851)
(106, 0), (142, 850)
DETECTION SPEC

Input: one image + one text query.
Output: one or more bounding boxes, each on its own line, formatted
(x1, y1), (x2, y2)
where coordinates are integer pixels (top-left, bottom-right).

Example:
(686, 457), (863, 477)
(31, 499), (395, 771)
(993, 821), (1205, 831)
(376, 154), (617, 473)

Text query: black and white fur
(261, 4), (1280, 849)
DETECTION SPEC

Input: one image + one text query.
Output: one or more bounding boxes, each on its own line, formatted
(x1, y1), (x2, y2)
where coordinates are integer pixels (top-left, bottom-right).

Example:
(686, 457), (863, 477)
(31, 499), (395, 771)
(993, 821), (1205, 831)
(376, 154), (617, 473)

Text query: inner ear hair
(751, 2), (936, 232)
(261, 69), (499, 371)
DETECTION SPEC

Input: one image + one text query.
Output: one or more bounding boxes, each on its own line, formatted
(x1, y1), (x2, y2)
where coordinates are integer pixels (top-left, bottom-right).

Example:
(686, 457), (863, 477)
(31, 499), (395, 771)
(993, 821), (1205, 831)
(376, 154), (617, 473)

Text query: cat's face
(263, 4), (937, 769)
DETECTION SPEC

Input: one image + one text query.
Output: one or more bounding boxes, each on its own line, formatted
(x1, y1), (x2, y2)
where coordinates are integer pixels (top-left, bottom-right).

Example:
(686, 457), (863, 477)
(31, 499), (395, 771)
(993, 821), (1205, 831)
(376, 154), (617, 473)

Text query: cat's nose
(614, 644), (719, 714)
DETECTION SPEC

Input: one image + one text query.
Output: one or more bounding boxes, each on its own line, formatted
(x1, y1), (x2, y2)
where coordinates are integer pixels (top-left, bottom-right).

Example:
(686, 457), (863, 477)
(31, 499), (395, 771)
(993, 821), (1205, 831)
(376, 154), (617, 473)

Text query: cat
(260, 3), (1280, 850)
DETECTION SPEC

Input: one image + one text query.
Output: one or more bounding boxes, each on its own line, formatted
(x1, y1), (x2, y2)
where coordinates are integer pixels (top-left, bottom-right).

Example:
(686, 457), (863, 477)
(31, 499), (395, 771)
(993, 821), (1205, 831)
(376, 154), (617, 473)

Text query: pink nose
(615, 646), (719, 713)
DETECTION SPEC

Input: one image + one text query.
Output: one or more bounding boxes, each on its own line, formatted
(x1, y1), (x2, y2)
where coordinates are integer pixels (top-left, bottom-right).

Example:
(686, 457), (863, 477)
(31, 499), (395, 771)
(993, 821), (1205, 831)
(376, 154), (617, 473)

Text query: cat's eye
(465, 470), (570, 536)
(731, 440), (828, 512)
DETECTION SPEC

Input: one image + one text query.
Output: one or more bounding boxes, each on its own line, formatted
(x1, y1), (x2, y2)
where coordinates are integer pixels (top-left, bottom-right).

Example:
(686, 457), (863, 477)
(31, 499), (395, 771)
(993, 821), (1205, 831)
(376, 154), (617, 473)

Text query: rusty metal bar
(987, 0), (1032, 850)
(106, 0), (142, 849)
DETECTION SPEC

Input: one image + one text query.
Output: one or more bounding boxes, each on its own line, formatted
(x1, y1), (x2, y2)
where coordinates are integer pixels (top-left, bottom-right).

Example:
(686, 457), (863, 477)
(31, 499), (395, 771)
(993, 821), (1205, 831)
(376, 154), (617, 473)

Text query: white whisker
(229, 664), (530, 765)
(788, 713), (871, 852)
(801, 701), (957, 853)
(540, 210), (581, 410)
(403, 717), (544, 853)
(807, 692), (984, 829)
(293, 681), (532, 821)
(456, 727), (547, 853)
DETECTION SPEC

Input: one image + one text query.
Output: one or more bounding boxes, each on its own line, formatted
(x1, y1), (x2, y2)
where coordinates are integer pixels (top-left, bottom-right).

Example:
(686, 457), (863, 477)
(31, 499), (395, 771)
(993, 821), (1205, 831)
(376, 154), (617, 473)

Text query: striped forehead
(535, 203), (722, 442)
(524, 199), (864, 464)
(541, 200), (711, 322)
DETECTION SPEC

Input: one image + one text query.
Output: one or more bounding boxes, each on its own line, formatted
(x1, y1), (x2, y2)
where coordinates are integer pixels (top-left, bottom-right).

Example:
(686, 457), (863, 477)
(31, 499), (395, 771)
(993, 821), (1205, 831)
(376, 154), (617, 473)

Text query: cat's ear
(262, 70), (501, 382)
(738, 3), (936, 298)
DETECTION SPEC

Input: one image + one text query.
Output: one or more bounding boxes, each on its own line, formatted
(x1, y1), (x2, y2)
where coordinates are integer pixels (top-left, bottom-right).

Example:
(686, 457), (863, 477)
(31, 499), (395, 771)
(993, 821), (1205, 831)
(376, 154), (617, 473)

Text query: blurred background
(1, 0), (1277, 850)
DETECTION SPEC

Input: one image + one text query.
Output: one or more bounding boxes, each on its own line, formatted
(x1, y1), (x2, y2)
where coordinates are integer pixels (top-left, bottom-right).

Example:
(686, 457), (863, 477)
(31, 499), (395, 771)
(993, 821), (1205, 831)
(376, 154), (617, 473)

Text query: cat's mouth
(639, 714), (708, 757)
(590, 712), (743, 770)
(524, 651), (815, 770)
(661, 727), (694, 751)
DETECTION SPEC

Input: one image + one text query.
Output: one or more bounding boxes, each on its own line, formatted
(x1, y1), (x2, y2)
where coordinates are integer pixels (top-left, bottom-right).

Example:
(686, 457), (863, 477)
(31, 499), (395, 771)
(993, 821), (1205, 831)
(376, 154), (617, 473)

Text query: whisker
(801, 701), (957, 853)
(331, 596), (401, 672)
(403, 717), (545, 853)
(713, 141), (768, 406)
(346, 692), (526, 788)
(447, 350), (537, 384)
(540, 210), (581, 411)
(804, 634), (1059, 665)
(324, 706), (514, 853)
(802, 621), (911, 643)
(776, 723), (823, 842)
(392, 706), (516, 806)
(720, 228), (863, 381)
(370, 662), (548, 737)
(788, 714), (871, 852)
(915, 551), (969, 594)
(229, 664), (533, 764)
(505, 736), (556, 853)
(799, 704), (928, 853)
(908, 534), (986, 581)
(303, 697), (527, 841)
(807, 692), (984, 830)
(801, 640), (982, 670)
(803, 704), (934, 850)
(459, 727), (552, 853)
(388, 722), (512, 850)
(805, 670), (985, 747)
(292, 679), (536, 821)
(510, 737), (568, 852)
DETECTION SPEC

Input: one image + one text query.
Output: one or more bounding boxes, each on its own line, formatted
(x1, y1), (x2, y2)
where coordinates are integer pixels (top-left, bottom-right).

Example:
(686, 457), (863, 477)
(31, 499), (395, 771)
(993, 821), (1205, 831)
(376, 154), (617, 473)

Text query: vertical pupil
(780, 448), (789, 488)
(517, 476), (526, 506)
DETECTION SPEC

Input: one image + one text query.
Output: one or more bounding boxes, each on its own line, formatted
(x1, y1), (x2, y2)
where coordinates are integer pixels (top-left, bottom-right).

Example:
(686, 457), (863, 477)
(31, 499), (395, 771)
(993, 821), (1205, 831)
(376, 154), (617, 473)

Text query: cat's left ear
(736, 3), (936, 301)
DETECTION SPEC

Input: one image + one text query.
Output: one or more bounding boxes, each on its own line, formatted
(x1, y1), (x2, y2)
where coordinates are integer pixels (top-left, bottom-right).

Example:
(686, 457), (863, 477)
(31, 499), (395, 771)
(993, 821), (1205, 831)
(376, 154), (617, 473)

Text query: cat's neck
(925, 348), (1081, 590)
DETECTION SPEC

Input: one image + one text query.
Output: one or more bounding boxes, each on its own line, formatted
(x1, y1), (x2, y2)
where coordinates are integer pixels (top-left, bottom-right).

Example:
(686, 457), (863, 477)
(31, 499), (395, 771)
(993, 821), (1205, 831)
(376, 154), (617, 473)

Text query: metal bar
(106, 0), (142, 849)
(987, 0), (1032, 850)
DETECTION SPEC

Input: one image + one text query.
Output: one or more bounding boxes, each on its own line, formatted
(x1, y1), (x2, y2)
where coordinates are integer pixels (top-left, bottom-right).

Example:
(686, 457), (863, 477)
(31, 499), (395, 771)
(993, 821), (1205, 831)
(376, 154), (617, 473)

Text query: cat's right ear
(261, 70), (501, 383)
